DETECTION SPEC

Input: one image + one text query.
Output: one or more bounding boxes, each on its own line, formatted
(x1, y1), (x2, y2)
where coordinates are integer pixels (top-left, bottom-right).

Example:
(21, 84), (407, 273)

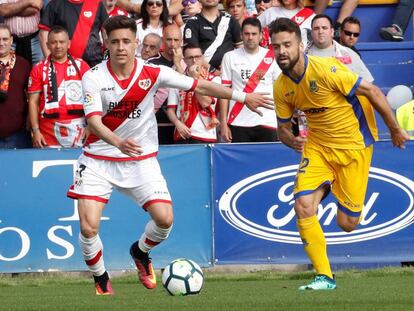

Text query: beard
(276, 51), (300, 72)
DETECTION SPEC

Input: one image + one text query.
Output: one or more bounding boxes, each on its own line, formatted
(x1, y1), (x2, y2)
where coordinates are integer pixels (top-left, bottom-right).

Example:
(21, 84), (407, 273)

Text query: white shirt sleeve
(220, 51), (233, 87)
(158, 65), (196, 90)
(167, 88), (180, 108)
(82, 69), (103, 118)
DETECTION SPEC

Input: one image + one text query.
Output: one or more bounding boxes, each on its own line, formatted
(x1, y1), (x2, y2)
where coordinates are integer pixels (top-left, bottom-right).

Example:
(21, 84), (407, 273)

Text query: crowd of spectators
(0, 0), (412, 149)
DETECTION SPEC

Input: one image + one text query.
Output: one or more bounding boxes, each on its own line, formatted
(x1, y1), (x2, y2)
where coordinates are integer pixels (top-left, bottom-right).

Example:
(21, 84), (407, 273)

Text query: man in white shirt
(306, 14), (374, 82)
(67, 15), (273, 296)
(220, 17), (281, 142)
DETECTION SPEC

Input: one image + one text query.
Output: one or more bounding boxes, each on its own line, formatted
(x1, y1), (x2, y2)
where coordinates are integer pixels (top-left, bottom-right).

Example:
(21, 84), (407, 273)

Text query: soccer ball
(162, 258), (204, 296)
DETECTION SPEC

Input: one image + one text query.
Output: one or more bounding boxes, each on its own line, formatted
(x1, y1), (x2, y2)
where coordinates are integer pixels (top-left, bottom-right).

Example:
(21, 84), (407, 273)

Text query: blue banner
(0, 146), (212, 273)
(212, 142), (414, 265)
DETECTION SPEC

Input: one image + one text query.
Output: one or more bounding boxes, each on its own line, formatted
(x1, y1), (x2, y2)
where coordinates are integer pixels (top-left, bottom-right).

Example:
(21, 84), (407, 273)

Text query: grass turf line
(1, 268), (414, 311)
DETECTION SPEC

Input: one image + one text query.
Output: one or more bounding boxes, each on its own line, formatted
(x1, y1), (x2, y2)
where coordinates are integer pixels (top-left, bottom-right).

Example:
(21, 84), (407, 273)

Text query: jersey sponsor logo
(84, 11), (92, 18)
(101, 87), (115, 91)
(302, 107), (328, 114)
(185, 28), (192, 39)
(284, 90), (295, 97)
(309, 80), (319, 93)
(138, 79), (152, 90)
(107, 101), (142, 119)
(330, 66), (337, 73)
(218, 166), (414, 244)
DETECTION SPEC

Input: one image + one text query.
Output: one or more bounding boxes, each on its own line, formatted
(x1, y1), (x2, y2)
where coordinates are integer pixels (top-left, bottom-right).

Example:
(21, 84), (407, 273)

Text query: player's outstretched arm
(195, 79), (274, 116)
(277, 121), (307, 153)
(356, 80), (409, 149)
(87, 115), (143, 157)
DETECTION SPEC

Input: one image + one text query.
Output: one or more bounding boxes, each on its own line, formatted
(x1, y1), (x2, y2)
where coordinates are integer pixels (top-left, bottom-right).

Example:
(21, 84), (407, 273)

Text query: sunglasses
(343, 30), (360, 37)
(147, 1), (163, 7)
(182, 0), (197, 7)
(255, 0), (271, 4)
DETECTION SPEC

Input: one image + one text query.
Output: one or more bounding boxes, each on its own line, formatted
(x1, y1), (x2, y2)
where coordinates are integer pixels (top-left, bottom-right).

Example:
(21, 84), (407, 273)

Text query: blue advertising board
(0, 146), (212, 273)
(212, 142), (414, 265)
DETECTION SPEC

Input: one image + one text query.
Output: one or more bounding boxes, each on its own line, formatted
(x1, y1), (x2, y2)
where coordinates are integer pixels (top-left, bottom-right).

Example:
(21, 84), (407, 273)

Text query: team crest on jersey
(309, 80), (319, 93)
(295, 16), (304, 24)
(264, 57), (272, 64)
(138, 79), (152, 90)
(185, 28), (192, 39)
(84, 11), (92, 18)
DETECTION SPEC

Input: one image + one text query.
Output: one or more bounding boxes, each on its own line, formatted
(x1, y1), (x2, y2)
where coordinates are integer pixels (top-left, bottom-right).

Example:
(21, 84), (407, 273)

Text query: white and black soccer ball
(162, 258), (204, 296)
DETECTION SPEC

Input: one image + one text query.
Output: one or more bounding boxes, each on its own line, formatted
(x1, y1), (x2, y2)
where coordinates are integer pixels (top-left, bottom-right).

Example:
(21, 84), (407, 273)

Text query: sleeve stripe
(348, 76), (362, 97)
(86, 111), (102, 119)
(277, 116), (292, 123)
(188, 79), (198, 92)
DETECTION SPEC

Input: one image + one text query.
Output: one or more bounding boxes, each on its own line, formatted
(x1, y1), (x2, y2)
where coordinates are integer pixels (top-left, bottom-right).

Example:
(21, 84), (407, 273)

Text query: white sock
(138, 220), (172, 253)
(78, 233), (106, 277)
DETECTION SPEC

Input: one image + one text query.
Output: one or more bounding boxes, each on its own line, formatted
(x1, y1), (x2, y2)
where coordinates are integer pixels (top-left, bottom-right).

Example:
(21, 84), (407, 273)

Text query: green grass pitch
(1, 268), (414, 311)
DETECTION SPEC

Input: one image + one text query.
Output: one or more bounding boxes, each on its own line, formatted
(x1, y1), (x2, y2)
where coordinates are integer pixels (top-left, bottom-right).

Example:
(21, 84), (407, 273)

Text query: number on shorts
(298, 157), (309, 174)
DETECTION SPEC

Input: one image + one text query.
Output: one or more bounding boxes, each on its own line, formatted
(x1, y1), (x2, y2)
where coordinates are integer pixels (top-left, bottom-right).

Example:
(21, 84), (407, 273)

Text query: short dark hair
(183, 43), (202, 56)
(341, 16), (361, 30)
(269, 18), (301, 41)
(241, 17), (262, 32)
(48, 25), (69, 39)
(103, 15), (137, 36)
(311, 14), (333, 28)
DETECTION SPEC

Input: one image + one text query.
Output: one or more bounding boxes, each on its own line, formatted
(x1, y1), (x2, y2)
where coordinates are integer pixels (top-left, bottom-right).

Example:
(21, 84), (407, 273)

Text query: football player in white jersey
(67, 15), (274, 295)
(220, 17), (281, 142)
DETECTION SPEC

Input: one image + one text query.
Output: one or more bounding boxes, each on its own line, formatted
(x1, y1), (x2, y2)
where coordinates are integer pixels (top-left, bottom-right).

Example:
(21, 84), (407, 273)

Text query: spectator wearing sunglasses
(255, 0), (272, 16)
(339, 16), (361, 57)
(183, 0), (242, 72)
(136, 0), (169, 57)
(179, 0), (201, 25)
(306, 14), (373, 82)
(257, 0), (315, 46)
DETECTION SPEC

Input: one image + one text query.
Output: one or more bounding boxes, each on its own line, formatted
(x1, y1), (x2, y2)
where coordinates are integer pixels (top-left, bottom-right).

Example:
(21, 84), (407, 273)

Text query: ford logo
(218, 165), (414, 245)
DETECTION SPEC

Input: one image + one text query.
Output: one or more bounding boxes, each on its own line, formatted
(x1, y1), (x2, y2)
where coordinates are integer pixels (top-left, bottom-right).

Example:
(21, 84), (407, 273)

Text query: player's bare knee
(155, 215), (174, 229)
(337, 219), (358, 232)
(294, 197), (315, 218)
(80, 221), (99, 238)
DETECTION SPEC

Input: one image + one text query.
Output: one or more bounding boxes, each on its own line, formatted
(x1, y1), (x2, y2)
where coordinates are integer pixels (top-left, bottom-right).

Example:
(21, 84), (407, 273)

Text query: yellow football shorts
(294, 141), (373, 217)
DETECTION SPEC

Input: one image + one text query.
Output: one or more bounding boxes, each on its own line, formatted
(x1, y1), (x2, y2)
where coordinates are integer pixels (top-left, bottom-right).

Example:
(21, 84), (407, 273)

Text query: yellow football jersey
(274, 55), (378, 149)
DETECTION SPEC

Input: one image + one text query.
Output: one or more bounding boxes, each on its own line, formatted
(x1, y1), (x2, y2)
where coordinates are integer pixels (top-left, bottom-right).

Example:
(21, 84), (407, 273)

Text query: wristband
(31, 127), (40, 133)
(231, 90), (247, 103)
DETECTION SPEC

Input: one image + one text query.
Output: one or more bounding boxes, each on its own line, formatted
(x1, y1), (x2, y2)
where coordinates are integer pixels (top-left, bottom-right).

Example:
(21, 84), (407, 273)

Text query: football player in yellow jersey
(270, 17), (409, 291)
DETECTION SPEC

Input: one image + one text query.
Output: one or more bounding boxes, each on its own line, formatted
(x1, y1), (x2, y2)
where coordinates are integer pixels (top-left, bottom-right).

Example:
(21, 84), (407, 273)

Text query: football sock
(138, 220), (172, 253)
(79, 233), (106, 276)
(297, 215), (333, 279)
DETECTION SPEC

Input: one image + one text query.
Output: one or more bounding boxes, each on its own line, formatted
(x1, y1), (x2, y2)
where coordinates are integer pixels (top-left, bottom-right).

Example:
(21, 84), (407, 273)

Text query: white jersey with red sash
(221, 47), (281, 128)
(28, 56), (90, 148)
(258, 6), (315, 45)
(167, 73), (220, 142)
(82, 58), (197, 160)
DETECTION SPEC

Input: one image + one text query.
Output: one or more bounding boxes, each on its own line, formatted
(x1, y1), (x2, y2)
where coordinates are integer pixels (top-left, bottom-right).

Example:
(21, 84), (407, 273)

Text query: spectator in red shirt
(28, 26), (90, 148)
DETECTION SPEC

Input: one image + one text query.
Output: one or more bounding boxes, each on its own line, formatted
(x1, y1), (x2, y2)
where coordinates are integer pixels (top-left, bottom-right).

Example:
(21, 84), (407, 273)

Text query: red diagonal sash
(70, 0), (99, 59)
(86, 65), (160, 145)
(228, 49), (274, 125)
(291, 8), (314, 26)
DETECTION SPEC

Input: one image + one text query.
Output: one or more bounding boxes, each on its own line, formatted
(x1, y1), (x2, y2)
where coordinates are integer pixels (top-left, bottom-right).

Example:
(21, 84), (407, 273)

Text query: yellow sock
(297, 215), (333, 279)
